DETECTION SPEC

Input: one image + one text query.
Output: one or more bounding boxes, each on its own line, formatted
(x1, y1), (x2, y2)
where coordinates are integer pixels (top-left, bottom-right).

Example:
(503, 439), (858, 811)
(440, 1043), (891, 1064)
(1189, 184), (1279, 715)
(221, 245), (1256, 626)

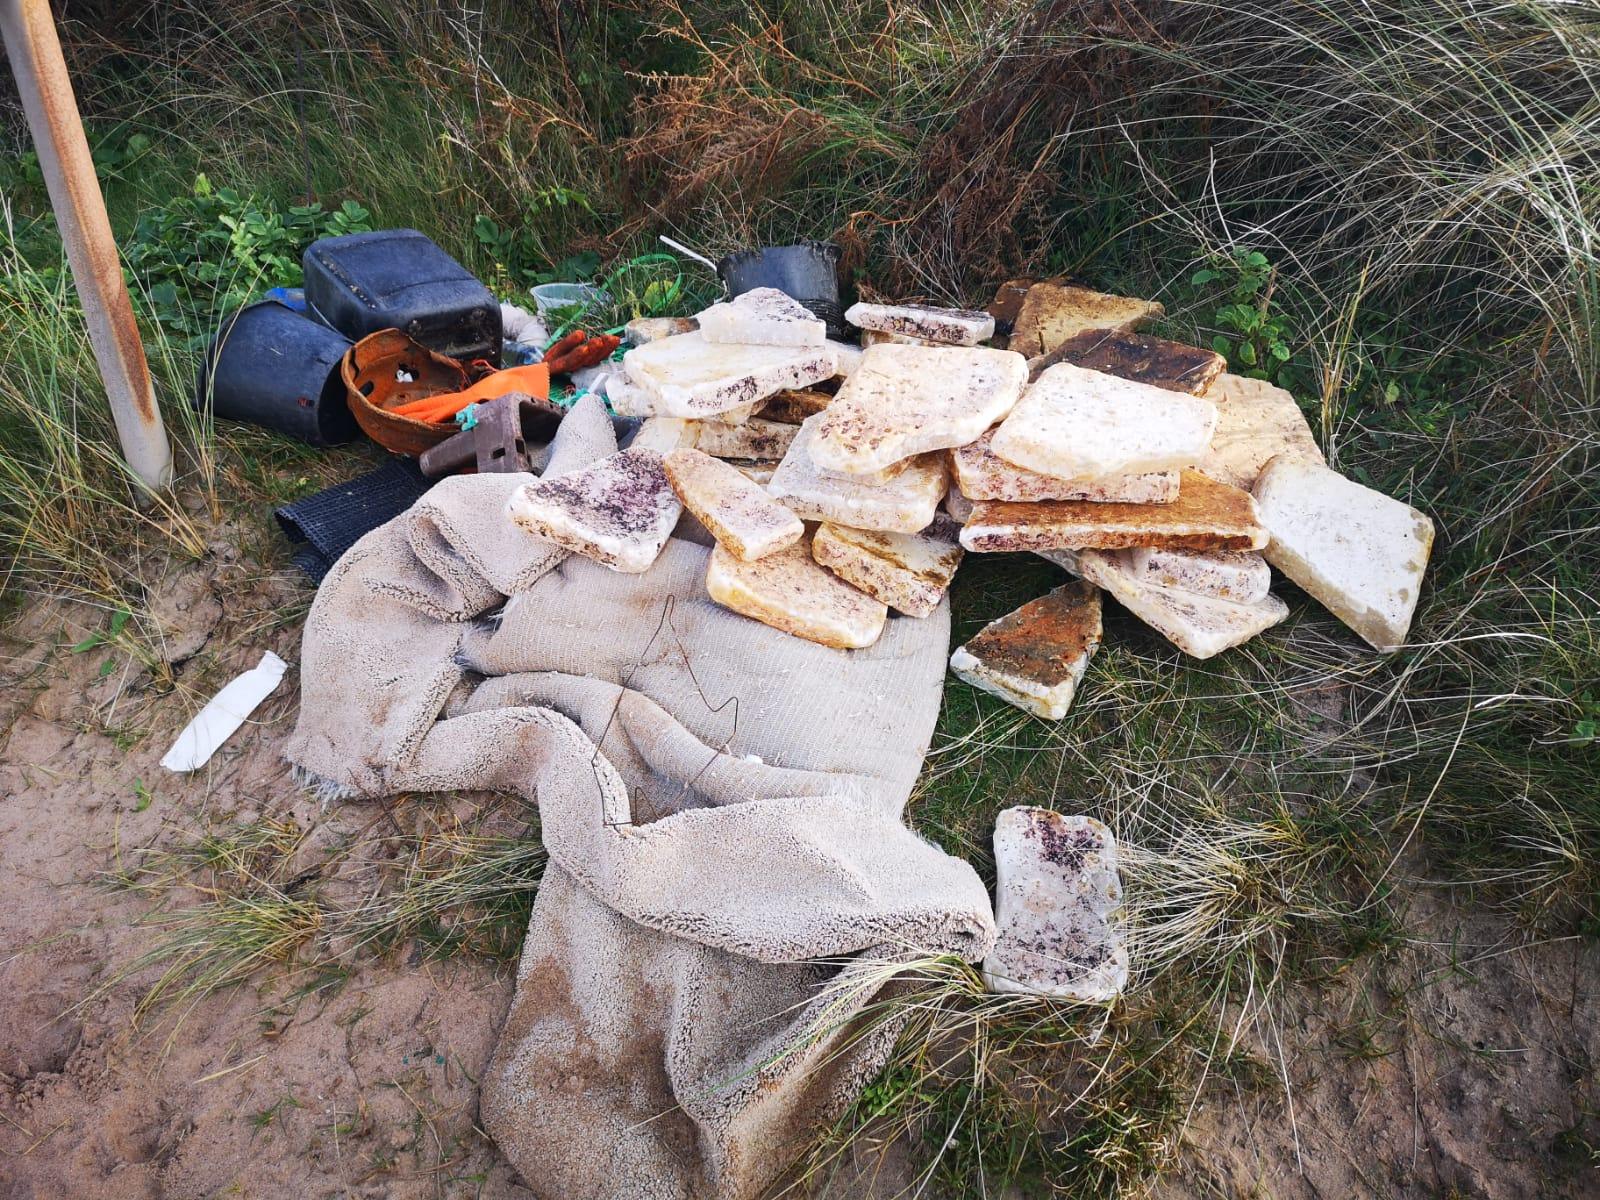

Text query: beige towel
(286, 396), (995, 1200)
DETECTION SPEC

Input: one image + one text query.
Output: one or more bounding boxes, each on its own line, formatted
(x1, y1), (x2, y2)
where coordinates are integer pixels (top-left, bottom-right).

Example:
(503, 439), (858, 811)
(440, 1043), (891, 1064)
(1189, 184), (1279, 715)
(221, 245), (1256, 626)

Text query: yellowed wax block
(1075, 548), (1288, 659)
(1007, 283), (1163, 359)
(756, 388), (833, 425)
(508, 448), (681, 573)
(810, 343), (1027, 475)
(688, 416), (798, 461)
(767, 418), (948, 534)
(961, 470), (1265, 554)
(697, 287), (826, 346)
(1122, 546), (1270, 604)
(812, 517), (964, 618)
(982, 808), (1127, 1000)
(1252, 456), (1433, 651)
(1196, 373), (1326, 491)
(847, 301), (996, 345)
(989, 362), (1217, 480)
(663, 449), (803, 562)
(948, 580), (1102, 719)
(949, 428), (1178, 504)
(705, 536), (887, 649)
(728, 460), (779, 485)
(629, 416), (698, 454)
(619, 331), (836, 418)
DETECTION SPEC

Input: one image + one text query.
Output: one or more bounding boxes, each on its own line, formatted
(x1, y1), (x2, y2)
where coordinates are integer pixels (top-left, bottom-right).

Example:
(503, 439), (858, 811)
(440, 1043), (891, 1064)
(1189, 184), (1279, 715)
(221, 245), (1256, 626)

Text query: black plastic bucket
(195, 300), (358, 446)
(717, 241), (846, 339)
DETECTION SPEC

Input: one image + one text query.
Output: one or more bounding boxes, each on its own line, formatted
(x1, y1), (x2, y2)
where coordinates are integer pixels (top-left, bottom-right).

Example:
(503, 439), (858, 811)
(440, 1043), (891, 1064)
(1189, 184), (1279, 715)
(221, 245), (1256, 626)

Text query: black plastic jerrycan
(303, 228), (502, 363)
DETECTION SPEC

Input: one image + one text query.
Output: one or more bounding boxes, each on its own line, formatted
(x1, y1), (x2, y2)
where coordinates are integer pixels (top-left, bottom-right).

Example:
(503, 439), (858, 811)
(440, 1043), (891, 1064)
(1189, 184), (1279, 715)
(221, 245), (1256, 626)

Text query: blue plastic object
(195, 300), (357, 446)
(264, 286), (307, 313)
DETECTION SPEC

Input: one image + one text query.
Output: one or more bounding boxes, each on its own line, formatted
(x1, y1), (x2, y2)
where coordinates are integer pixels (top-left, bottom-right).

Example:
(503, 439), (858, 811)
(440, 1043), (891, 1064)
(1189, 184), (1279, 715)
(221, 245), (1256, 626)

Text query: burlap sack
(286, 396), (995, 1199)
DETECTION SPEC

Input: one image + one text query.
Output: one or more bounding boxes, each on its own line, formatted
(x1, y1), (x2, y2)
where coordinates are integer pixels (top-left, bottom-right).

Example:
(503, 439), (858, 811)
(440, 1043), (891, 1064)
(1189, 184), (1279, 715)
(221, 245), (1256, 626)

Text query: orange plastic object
(390, 363), (551, 423)
(343, 330), (552, 455)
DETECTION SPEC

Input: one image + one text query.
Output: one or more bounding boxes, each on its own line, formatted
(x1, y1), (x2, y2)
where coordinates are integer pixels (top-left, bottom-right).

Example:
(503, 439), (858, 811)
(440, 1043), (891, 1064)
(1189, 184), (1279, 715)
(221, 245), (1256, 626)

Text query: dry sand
(0, 532), (1593, 1198)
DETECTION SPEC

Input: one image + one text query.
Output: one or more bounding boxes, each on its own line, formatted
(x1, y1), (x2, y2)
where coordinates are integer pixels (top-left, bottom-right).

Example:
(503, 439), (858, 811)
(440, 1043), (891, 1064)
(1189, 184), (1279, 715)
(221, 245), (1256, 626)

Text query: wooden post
(1, 0), (173, 492)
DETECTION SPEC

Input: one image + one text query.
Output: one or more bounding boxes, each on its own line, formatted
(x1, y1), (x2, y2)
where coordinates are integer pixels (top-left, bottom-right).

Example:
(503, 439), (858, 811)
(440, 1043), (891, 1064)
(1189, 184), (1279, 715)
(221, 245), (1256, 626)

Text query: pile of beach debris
(508, 279), (1436, 721)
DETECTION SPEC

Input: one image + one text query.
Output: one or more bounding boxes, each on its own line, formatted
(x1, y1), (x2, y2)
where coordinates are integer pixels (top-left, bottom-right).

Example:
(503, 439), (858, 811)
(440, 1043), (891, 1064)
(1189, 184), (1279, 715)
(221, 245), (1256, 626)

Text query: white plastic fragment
(161, 651), (288, 773)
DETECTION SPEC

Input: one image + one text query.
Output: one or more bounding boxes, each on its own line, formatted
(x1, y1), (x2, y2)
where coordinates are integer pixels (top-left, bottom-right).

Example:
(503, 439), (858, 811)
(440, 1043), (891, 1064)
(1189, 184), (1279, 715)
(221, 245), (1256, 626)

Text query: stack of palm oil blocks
(506, 281), (1435, 721)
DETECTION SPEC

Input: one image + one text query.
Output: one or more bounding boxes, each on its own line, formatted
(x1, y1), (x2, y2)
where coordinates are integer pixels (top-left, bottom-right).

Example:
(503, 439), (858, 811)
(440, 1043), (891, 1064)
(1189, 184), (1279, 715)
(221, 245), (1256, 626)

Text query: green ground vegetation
(3, 1), (1598, 1194)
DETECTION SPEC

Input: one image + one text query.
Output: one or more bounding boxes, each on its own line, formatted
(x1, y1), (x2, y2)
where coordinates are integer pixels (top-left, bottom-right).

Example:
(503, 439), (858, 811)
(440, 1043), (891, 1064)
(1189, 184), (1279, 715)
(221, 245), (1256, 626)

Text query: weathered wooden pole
(1, 0), (173, 492)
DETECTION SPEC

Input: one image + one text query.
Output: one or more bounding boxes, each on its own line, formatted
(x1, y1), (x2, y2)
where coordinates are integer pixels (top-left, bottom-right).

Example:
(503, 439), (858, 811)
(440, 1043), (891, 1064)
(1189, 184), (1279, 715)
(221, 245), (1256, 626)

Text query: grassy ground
(2, 1), (1597, 1194)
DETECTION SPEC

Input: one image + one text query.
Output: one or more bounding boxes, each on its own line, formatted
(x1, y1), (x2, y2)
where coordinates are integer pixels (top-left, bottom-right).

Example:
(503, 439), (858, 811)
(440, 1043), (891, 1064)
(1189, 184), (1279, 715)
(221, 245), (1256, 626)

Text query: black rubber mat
(275, 457), (432, 582)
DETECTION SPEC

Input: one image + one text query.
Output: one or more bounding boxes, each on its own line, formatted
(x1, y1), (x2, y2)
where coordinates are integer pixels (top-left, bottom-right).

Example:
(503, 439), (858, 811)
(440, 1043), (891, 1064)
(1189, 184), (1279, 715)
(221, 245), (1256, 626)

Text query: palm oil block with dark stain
(1027, 328), (1226, 392)
(948, 579), (1103, 719)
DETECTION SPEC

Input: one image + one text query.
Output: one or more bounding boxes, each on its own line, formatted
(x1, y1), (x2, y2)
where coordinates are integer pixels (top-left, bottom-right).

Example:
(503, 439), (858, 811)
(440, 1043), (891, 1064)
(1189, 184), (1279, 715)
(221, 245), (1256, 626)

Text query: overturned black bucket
(195, 300), (358, 446)
(717, 241), (846, 340)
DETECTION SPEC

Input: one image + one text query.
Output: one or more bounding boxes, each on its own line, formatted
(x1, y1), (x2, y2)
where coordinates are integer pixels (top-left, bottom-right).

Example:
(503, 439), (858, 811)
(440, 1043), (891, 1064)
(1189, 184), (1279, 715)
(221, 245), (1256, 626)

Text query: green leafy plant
(123, 175), (370, 346)
(1192, 249), (1295, 381)
(1574, 693), (1599, 743)
(69, 606), (134, 679)
(472, 212), (603, 290)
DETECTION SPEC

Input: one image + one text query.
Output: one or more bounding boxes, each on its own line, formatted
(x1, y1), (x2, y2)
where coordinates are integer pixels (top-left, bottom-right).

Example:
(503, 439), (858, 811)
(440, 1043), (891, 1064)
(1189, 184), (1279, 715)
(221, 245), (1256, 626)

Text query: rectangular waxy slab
(697, 287), (827, 347)
(846, 301), (995, 346)
(508, 448), (681, 574)
(1123, 546), (1271, 604)
(628, 416), (698, 454)
(861, 329), (950, 349)
(618, 331), (836, 418)
(961, 470), (1266, 553)
(1253, 456), (1434, 651)
(949, 580), (1103, 719)
(812, 517), (964, 618)
(829, 340), (864, 379)
(1196, 373), (1327, 491)
(983, 808), (1127, 1000)
(728, 460), (778, 485)
(689, 417), (798, 461)
(1026, 328), (1226, 394)
(809, 343), (1028, 476)
(705, 535), (887, 649)
(663, 449), (803, 561)
(1076, 548), (1288, 658)
(610, 370), (759, 425)
(989, 361), (1218, 481)
(624, 315), (699, 345)
(767, 418), (948, 534)
(1007, 283), (1164, 359)
(756, 389), (833, 425)
(949, 429), (1179, 504)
